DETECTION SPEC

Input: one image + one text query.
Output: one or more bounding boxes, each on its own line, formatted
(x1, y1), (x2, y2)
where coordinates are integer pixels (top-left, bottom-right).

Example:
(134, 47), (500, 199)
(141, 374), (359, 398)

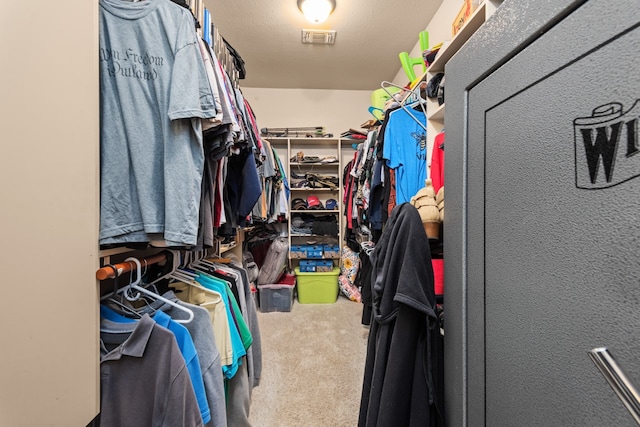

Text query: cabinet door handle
(588, 347), (640, 425)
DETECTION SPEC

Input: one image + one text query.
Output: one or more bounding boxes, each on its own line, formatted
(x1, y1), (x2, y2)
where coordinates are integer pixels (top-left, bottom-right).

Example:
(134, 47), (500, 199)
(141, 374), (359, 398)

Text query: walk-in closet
(3, 0), (640, 426)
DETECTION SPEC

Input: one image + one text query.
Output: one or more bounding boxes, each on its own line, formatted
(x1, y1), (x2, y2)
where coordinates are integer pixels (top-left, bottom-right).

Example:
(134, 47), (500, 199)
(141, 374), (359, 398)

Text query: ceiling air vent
(301, 29), (336, 45)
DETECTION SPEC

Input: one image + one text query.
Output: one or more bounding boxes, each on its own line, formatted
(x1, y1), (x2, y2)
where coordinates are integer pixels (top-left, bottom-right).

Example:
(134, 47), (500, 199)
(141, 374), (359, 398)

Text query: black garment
(311, 215), (339, 236)
(367, 158), (384, 231)
(358, 203), (444, 427)
(220, 148), (262, 236)
(343, 160), (355, 231)
(203, 269), (241, 305)
(381, 164), (391, 224)
(198, 125), (228, 248)
(222, 37), (246, 79)
(357, 248), (373, 326)
(218, 179), (236, 239)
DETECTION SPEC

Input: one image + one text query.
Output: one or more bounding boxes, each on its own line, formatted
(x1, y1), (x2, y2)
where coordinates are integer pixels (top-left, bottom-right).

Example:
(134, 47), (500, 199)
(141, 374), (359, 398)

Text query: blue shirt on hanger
(383, 108), (428, 204)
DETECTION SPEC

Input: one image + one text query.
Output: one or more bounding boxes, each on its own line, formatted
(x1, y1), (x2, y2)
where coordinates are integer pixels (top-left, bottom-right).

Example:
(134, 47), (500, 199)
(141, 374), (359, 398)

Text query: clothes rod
(96, 252), (167, 281)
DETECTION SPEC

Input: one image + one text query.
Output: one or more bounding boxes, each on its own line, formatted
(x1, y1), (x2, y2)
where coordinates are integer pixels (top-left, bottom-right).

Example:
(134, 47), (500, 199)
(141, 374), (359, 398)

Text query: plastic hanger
(120, 257), (194, 324)
(103, 295), (145, 319)
(190, 250), (215, 268)
(368, 106), (385, 121)
(190, 252), (228, 278)
(176, 251), (201, 278)
(360, 241), (376, 257)
(147, 250), (199, 286)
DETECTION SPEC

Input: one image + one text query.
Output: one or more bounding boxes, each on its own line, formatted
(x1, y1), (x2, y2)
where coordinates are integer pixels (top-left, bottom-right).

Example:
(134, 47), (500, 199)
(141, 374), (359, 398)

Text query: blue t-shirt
(100, 305), (211, 424)
(99, 0), (216, 246)
(382, 108), (428, 204)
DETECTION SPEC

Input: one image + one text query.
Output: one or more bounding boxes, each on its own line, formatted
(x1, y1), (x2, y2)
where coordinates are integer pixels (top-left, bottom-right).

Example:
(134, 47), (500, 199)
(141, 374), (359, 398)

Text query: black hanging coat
(358, 203), (444, 427)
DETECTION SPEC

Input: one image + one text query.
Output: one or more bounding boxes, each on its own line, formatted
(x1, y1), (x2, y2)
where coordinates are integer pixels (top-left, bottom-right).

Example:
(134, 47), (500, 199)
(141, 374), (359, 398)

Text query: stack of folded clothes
(340, 128), (368, 139)
(290, 213), (338, 236)
(289, 151), (340, 164)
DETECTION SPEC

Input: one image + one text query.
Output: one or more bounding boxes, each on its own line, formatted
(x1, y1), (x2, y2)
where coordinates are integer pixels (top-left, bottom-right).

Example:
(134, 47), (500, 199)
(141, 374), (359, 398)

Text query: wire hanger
(405, 86), (428, 121)
(380, 80), (427, 132)
(119, 257), (194, 324)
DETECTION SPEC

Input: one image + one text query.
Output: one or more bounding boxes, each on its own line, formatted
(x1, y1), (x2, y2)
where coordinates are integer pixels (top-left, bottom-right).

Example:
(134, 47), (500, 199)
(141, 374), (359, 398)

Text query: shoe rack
(268, 137), (346, 270)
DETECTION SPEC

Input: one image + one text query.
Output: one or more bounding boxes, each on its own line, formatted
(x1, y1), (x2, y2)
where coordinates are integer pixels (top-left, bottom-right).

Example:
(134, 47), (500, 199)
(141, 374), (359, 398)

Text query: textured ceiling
(206, 0), (444, 90)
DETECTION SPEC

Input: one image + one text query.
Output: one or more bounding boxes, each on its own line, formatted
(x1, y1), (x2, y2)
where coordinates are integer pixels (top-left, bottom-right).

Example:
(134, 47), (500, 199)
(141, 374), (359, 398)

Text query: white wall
(0, 1), (100, 425)
(243, 1), (464, 171)
(392, 0), (464, 86)
(242, 88), (372, 137)
(390, 0), (465, 171)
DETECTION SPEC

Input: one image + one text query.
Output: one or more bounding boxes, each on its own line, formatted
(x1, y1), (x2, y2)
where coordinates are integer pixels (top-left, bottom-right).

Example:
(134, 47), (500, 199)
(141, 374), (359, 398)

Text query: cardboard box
(452, 0), (478, 36)
(299, 259), (334, 272)
(290, 244), (308, 259)
(322, 244), (340, 258)
(307, 245), (324, 259)
(315, 260), (334, 272)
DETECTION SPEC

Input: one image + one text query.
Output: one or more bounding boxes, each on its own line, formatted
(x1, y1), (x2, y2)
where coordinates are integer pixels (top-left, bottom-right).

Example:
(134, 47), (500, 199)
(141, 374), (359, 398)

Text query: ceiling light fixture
(297, 0), (336, 24)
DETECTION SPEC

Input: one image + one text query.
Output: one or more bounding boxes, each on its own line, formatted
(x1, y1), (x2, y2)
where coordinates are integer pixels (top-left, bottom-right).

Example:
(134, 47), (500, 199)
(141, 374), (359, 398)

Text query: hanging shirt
(431, 130), (445, 193)
(148, 295), (228, 427)
(225, 149), (262, 227)
(99, 0), (215, 246)
(211, 54), (241, 137)
(100, 306), (212, 425)
(430, 130), (445, 296)
(244, 99), (264, 151)
(198, 38), (224, 131)
(196, 274), (248, 377)
(344, 156), (356, 230)
(368, 157), (384, 231)
(358, 204), (444, 427)
(172, 281), (236, 379)
(226, 263), (263, 388)
(99, 315), (203, 427)
(382, 108), (427, 204)
(274, 149), (290, 204)
(199, 268), (253, 351)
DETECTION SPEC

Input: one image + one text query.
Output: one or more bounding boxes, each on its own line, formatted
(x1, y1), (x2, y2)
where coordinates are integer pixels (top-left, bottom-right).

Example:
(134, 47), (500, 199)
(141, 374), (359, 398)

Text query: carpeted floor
(248, 295), (369, 427)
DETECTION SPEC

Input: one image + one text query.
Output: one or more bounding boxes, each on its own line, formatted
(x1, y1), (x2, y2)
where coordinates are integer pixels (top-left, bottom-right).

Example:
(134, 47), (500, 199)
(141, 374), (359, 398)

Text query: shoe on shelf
(320, 156), (338, 163)
(301, 156), (321, 163)
(436, 186), (444, 222)
(290, 151), (305, 163)
(292, 180), (310, 188)
(410, 179), (441, 240)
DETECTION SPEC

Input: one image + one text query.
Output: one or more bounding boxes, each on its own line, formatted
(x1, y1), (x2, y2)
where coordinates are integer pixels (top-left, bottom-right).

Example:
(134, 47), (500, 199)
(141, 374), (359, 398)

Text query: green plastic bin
(295, 267), (340, 304)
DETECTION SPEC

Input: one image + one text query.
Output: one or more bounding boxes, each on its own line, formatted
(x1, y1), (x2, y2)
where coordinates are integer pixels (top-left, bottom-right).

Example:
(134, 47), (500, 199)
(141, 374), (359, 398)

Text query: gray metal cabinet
(445, 0), (640, 425)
